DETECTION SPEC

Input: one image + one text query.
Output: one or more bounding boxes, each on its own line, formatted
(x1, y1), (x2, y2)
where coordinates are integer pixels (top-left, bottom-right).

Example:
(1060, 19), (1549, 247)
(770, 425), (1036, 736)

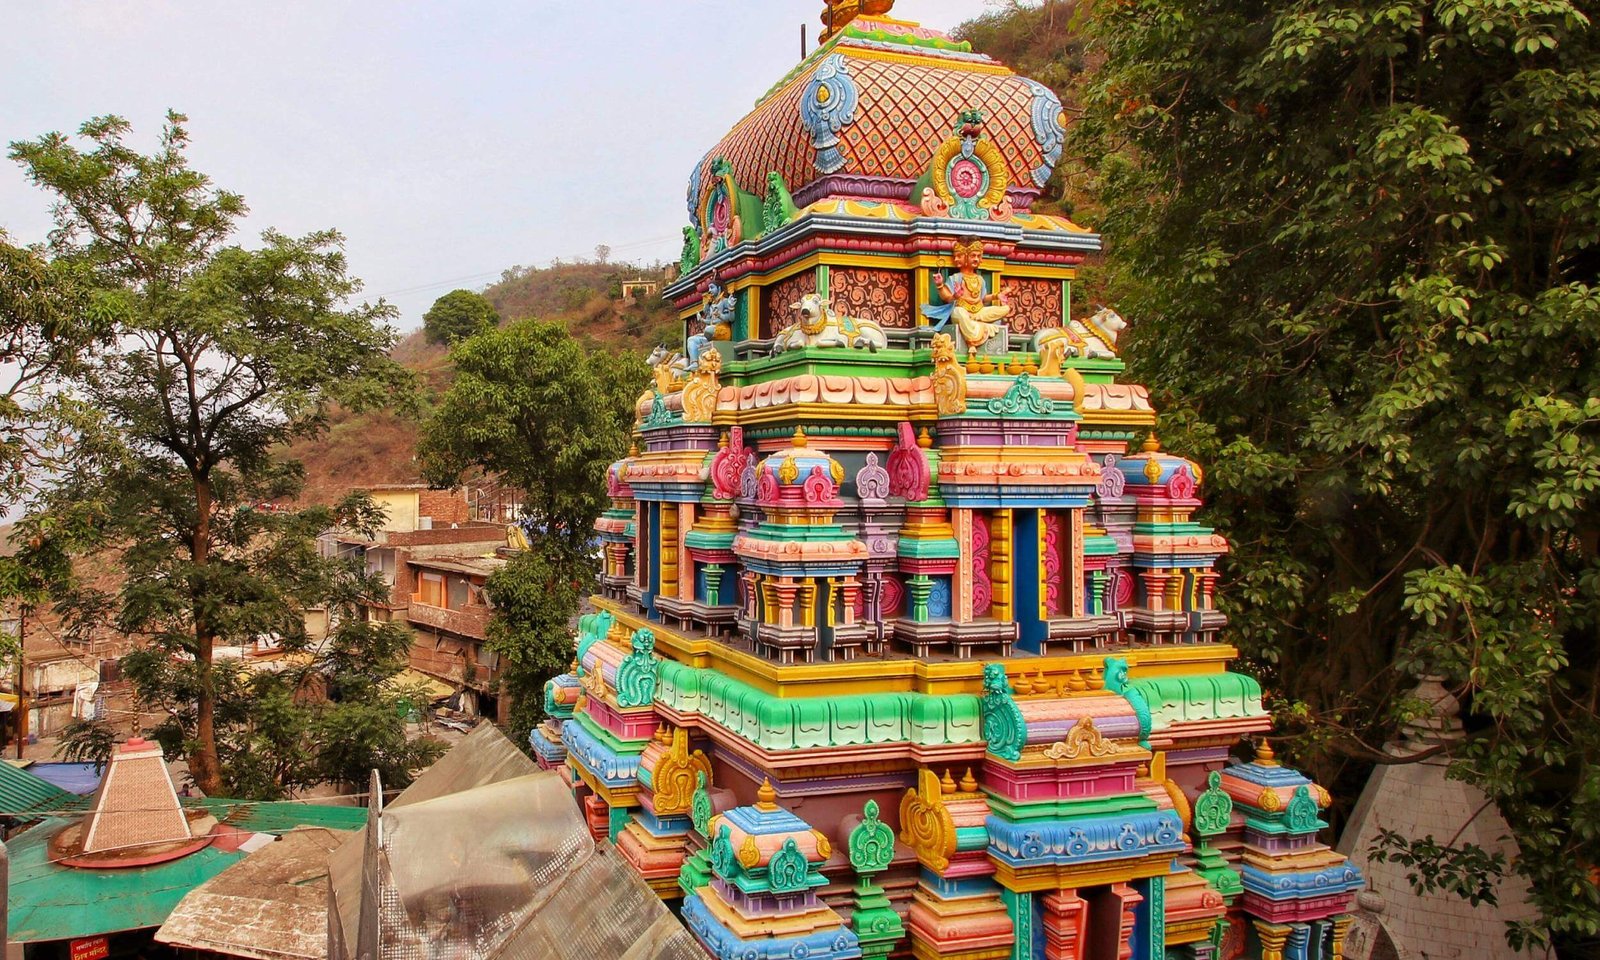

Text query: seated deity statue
(921, 238), (1009, 352)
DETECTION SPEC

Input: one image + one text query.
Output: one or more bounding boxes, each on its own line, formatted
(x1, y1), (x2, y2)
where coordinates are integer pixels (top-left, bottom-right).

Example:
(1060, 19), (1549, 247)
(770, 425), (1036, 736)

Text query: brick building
(318, 487), (512, 720)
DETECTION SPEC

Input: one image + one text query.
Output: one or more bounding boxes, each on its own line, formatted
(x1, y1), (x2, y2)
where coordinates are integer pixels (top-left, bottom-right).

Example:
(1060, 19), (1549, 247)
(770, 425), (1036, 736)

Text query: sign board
(71, 937), (109, 960)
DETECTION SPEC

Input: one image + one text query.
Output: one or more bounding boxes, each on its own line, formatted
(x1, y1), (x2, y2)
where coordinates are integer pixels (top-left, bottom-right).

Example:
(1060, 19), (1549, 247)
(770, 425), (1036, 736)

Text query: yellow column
(1254, 921), (1292, 960)
(659, 503), (679, 598)
(991, 509), (1013, 621)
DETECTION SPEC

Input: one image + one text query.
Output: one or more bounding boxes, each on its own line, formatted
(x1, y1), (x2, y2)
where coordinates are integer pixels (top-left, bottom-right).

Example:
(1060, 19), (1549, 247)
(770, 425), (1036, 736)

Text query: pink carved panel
(972, 515), (993, 618)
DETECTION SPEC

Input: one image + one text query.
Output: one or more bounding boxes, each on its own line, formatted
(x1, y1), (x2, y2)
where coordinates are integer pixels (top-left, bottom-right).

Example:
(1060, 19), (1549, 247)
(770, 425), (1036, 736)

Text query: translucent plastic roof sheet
(328, 725), (702, 960)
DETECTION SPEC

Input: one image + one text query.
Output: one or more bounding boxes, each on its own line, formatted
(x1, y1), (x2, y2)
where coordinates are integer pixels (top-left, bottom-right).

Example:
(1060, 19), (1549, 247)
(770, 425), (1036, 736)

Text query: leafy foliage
(9, 112), (419, 795)
(482, 539), (590, 745)
(1370, 827), (1508, 907)
(419, 318), (642, 739)
(418, 318), (644, 551)
(56, 718), (118, 773)
(422, 288), (500, 345)
(1052, 0), (1600, 948)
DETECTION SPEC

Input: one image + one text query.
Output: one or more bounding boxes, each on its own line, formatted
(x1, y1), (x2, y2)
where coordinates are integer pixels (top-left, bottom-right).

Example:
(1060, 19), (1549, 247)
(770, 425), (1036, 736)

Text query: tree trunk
(188, 475), (223, 795)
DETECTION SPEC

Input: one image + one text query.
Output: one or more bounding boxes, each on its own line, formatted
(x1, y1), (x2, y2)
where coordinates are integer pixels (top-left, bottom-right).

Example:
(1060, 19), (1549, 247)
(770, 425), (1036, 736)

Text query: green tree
(418, 318), (642, 736)
(1061, 0), (1600, 949)
(418, 318), (643, 551)
(482, 538), (589, 744)
(0, 233), (111, 604)
(10, 112), (415, 795)
(422, 288), (500, 345)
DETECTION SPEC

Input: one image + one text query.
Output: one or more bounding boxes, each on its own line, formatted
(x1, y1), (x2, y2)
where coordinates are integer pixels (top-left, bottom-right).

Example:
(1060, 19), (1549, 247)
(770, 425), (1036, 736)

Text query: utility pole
(14, 606), (25, 760)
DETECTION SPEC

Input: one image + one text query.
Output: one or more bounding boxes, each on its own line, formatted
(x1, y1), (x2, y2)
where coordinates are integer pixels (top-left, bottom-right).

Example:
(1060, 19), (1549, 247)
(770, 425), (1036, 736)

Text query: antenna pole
(801, 23), (808, 58)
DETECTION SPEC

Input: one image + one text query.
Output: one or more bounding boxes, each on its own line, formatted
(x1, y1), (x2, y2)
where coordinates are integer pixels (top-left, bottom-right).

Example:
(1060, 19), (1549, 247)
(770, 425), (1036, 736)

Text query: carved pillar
(1070, 508), (1085, 617)
(704, 564), (724, 606)
(1330, 915), (1353, 960)
(1111, 883), (1143, 960)
(1041, 891), (1087, 959)
(907, 575), (933, 622)
(659, 504), (680, 598)
(838, 577), (860, 626)
(677, 504), (695, 600)
(1253, 920), (1292, 960)
(774, 579), (799, 628)
(990, 509), (1014, 621)
(953, 508), (973, 622)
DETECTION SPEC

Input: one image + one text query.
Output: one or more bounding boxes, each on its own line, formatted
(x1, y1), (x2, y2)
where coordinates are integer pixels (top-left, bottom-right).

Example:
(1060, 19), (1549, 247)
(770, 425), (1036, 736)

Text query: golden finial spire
(1142, 434), (1161, 453)
(792, 425), (809, 447)
(1255, 739), (1279, 766)
(940, 769), (958, 794)
(959, 768), (978, 793)
(820, 0), (895, 43)
(917, 426), (934, 449)
(757, 777), (779, 810)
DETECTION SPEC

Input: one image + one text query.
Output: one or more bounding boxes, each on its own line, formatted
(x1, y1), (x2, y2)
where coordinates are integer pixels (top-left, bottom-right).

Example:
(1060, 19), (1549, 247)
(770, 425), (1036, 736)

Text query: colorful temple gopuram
(533, 3), (1361, 958)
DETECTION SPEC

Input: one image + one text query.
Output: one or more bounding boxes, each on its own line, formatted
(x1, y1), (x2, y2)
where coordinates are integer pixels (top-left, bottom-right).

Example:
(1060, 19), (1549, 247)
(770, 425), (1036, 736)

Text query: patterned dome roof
(687, 14), (1066, 220)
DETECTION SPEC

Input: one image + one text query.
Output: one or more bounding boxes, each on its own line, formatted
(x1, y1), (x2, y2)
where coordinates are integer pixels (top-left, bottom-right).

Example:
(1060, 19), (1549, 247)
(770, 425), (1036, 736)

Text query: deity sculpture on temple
(922, 238), (1010, 353)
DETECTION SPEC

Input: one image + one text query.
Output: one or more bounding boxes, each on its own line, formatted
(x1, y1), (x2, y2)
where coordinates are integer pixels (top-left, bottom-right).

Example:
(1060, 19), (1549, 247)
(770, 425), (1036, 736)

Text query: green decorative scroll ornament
(767, 837), (811, 893)
(980, 663), (1026, 762)
(643, 392), (677, 429)
(1285, 784), (1321, 833)
(850, 800), (905, 958)
(680, 225), (701, 272)
(848, 800), (895, 874)
(1193, 770), (1233, 837)
(760, 171), (798, 237)
(615, 628), (660, 707)
(1103, 656), (1152, 748)
(575, 609), (614, 665)
(986, 373), (1056, 416)
(691, 771), (713, 837)
(710, 823), (738, 879)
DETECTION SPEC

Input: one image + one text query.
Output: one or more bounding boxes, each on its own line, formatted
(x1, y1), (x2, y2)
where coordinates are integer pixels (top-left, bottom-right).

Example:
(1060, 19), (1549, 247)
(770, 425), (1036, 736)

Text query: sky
(3, 1), (1000, 332)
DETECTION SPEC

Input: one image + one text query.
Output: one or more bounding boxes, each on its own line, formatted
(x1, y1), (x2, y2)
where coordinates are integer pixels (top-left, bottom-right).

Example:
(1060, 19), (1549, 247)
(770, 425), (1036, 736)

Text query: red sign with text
(71, 937), (109, 960)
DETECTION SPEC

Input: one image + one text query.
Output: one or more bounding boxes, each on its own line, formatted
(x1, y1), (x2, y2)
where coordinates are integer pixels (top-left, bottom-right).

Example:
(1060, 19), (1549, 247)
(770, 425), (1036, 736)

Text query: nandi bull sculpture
(772, 292), (888, 353)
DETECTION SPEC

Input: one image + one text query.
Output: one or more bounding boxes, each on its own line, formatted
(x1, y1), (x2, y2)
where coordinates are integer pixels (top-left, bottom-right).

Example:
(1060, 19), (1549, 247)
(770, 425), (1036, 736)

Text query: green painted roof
(0, 762), (86, 820)
(1126, 672), (1269, 731)
(6, 799), (366, 944)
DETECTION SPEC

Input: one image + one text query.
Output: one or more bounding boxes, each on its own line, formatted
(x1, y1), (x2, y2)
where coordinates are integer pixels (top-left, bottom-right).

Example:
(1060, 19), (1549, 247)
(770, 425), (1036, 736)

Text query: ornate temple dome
(686, 8), (1066, 220)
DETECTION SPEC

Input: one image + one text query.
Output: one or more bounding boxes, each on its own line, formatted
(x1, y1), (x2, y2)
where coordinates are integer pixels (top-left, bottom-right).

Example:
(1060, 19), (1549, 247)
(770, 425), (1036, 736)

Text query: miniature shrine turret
(548, 4), (1360, 958)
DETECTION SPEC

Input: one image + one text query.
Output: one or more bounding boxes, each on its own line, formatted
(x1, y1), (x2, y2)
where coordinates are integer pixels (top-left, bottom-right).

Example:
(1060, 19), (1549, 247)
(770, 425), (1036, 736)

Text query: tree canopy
(418, 317), (643, 551)
(8, 112), (419, 796)
(419, 317), (642, 739)
(422, 288), (500, 345)
(1054, 0), (1600, 948)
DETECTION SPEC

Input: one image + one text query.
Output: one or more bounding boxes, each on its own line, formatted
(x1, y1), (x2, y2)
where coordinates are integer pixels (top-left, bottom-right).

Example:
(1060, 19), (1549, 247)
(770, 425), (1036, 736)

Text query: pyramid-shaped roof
(81, 737), (191, 855)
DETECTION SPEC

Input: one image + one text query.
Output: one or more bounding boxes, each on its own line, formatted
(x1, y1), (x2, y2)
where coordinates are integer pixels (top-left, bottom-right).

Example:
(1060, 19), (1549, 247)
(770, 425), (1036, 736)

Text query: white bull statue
(773, 293), (888, 353)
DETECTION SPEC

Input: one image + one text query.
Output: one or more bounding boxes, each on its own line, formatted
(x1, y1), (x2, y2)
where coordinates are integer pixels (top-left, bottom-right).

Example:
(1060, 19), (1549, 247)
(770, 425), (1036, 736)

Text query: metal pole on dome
(801, 23), (807, 58)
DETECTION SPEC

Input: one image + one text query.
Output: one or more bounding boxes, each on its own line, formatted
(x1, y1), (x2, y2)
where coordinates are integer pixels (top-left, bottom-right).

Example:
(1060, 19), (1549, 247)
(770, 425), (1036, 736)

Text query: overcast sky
(3, 1), (997, 331)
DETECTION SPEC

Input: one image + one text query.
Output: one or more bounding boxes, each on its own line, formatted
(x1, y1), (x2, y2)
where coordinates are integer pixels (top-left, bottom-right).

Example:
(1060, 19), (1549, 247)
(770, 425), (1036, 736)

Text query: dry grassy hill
(291, 261), (677, 505)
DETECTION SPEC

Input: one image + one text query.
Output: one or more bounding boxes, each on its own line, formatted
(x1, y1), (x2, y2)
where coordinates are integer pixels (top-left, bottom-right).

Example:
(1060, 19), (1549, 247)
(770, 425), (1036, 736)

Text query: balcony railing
(406, 601), (491, 641)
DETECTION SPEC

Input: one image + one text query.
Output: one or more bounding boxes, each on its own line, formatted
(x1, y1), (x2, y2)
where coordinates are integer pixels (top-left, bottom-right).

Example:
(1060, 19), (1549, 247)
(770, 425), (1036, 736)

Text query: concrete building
(1337, 677), (1551, 959)
(318, 486), (512, 720)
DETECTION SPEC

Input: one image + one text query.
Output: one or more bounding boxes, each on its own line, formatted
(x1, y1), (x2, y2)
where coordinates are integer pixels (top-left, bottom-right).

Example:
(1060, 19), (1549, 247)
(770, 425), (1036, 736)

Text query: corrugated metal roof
(6, 800), (366, 944)
(155, 827), (349, 960)
(0, 761), (83, 820)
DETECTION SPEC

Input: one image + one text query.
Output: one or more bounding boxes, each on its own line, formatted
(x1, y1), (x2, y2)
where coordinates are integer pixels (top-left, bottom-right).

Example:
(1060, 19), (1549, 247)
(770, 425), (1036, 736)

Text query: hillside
(481, 261), (680, 350)
(291, 260), (677, 505)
